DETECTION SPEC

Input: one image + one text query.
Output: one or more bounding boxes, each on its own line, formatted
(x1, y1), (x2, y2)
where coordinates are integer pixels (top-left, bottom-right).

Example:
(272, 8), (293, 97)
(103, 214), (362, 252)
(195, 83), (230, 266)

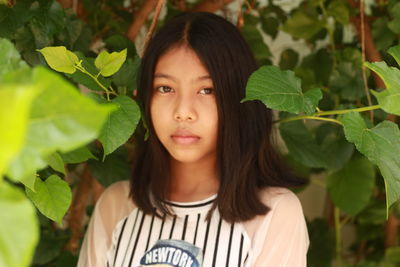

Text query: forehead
(154, 45), (211, 80)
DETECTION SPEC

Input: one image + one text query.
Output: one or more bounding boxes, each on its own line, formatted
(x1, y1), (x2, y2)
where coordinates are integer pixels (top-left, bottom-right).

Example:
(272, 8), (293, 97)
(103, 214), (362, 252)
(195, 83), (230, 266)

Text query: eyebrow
(154, 73), (212, 82)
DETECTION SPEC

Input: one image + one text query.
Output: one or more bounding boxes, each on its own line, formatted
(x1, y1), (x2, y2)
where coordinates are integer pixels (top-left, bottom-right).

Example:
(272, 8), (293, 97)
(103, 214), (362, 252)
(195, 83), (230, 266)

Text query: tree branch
(349, 0), (384, 89)
(142, 0), (166, 56)
(360, 0), (374, 121)
(188, 0), (235, 13)
(385, 213), (398, 247)
(126, 0), (158, 43)
(65, 164), (103, 253)
(64, 144), (104, 253)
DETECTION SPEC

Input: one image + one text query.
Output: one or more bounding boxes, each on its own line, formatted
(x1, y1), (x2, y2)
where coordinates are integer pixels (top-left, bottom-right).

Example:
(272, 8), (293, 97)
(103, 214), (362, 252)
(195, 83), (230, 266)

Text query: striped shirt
(106, 195), (251, 267)
(77, 181), (309, 267)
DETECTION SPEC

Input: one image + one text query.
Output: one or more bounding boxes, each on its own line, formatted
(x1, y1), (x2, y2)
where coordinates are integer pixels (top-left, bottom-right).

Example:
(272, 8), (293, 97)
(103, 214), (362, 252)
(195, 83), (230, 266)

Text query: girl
(77, 12), (309, 267)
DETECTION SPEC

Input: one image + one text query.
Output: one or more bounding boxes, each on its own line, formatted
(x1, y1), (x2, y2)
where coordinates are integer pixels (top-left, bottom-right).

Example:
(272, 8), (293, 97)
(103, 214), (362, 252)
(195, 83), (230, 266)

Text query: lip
(171, 130), (200, 145)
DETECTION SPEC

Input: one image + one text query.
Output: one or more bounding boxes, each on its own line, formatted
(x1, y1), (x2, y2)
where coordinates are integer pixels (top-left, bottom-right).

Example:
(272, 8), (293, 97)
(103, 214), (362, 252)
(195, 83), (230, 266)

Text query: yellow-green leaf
(45, 152), (65, 174)
(0, 182), (39, 267)
(94, 49), (127, 77)
(37, 46), (79, 74)
(6, 66), (115, 182)
(0, 86), (38, 178)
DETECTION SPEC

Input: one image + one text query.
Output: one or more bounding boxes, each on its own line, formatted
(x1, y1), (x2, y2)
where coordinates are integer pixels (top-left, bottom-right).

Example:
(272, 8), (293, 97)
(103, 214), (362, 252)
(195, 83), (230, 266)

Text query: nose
(173, 94), (197, 122)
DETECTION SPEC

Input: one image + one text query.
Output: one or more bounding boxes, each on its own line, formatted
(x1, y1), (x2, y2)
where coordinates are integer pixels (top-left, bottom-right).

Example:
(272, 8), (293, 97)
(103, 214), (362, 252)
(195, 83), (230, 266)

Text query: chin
(171, 154), (204, 164)
(169, 151), (209, 164)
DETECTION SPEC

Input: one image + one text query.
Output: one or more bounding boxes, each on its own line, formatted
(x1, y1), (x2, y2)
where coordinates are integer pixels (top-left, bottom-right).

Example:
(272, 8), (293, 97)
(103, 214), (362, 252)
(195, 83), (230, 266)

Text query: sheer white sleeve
(250, 188), (309, 267)
(77, 181), (134, 267)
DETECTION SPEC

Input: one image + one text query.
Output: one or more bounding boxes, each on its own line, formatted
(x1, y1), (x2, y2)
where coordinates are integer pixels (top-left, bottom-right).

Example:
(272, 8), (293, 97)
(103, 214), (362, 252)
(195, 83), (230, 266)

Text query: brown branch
(349, 8), (385, 89)
(360, 0), (374, 122)
(188, 0), (235, 13)
(126, 0), (158, 43)
(385, 213), (398, 247)
(91, 174), (105, 202)
(175, 0), (187, 11)
(236, 0), (244, 29)
(65, 164), (100, 253)
(142, 0), (166, 56)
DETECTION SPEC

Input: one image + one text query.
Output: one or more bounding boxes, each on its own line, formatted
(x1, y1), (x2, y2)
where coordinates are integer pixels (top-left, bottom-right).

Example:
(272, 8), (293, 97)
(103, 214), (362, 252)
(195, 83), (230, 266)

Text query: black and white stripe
(106, 196), (251, 267)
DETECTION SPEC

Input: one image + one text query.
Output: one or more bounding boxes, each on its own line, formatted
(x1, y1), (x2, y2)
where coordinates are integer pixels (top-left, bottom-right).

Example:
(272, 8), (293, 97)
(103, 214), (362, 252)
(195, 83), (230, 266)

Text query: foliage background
(1, 0), (400, 266)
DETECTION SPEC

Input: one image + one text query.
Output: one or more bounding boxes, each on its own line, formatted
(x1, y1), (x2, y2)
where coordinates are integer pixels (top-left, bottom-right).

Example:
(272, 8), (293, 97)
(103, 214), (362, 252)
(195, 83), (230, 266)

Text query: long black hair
(130, 12), (306, 222)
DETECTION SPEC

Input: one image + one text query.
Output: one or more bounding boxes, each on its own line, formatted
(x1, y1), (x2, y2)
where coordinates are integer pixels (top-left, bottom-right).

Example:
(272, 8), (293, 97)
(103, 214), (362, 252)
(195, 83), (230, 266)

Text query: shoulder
(243, 187), (305, 239)
(246, 188), (309, 265)
(99, 180), (131, 201)
(95, 180), (135, 220)
(259, 186), (303, 213)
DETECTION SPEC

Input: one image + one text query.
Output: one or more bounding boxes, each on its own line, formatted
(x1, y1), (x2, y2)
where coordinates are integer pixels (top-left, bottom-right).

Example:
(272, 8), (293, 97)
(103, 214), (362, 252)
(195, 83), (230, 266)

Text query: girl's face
(150, 45), (218, 165)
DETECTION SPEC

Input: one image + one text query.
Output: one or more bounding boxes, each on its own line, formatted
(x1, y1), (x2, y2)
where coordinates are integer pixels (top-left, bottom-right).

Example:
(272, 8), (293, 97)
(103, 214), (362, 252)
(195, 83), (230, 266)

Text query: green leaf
(358, 199), (387, 225)
(0, 38), (28, 77)
(330, 62), (365, 101)
(25, 175), (72, 223)
(327, 0), (350, 25)
(60, 146), (97, 164)
(98, 96), (141, 158)
(307, 218), (335, 267)
(303, 88), (323, 114)
(388, 3), (400, 34)
(88, 147), (131, 187)
(0, 1), (31, 39)
(388, 45), (400, 66)
(365, 61), (400, 115)
(280, 120), (326, 168)
(372, 18), (397, 51)
(384, 247), (400, 264)
(242, 66), (322, 115)
(260, 16), (279, 39)
(342, 112), (400, 214)
(322, 137), (354, 171)
(104, 34), (138, 58)
(6, 171), (37, 192)
(0, 182), (39, 267)
(45, 152), (65, 174)
(327, 156), (375, 216)
(0, 85), (39, 178)
(112, 56), (141, 92)
(6, 66), (114, 182)
(279, 48), (299, 70)
(299, 49), (333, 87)
(94, 49), (127, 77)
(242, 14), (271, 63)
(37, 46), (79, 74)
(32, 230), (65, 265)
(282, 10), (324, 40)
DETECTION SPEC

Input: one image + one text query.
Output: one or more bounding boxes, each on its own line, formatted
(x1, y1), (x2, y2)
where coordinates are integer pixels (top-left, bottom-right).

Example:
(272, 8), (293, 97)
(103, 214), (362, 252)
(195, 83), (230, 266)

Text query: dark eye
(199, 88), (214, 95)
(157, 86), (173, 93)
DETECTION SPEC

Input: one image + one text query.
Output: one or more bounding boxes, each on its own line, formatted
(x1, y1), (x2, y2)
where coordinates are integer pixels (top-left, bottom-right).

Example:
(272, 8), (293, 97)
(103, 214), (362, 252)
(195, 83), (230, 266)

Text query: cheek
(150, 98), (169, 136)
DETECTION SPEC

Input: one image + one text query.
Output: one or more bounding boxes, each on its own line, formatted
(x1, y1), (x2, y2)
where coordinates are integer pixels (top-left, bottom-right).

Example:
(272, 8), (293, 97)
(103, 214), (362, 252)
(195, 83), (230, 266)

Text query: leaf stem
(277, 115), (343, 125)
(335, 207), (343, 267)
(75, 65), (112, 101)
(274, 105), (381, 124)
(316, 105), (380, 116)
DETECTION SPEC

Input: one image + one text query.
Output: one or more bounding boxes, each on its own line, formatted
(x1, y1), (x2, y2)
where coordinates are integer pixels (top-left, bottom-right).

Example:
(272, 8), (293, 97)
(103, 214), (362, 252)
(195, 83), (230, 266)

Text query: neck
(168, 157), (219, 202)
